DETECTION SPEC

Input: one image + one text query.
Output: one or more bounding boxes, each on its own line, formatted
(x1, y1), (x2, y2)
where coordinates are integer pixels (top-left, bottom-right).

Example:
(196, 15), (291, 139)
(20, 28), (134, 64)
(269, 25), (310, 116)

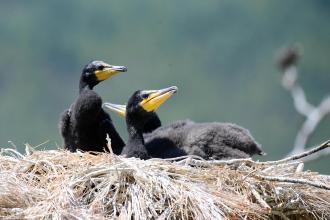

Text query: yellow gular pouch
(95, 68), (119, 81)
(140, 87), (177, 112)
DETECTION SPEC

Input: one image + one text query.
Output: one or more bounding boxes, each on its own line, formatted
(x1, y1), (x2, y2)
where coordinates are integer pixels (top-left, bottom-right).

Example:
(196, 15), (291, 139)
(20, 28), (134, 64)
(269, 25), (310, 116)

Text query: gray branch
(279, 57), (330, 159)
(281, 66), (315, 116)
(290, 96), (330, 155)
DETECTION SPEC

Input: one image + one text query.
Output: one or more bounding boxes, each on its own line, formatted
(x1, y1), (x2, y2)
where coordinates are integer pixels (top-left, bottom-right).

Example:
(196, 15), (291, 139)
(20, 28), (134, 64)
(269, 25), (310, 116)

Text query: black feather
(59, 61), (125, 153)
(143, 115), (264, 159)
(120, 89), (264, 160)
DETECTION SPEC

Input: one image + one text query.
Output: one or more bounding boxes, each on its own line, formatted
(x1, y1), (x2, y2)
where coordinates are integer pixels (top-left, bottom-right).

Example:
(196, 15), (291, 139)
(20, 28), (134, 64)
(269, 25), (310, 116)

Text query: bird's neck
(123, 122), (150, 159)
(73, 86), (102, 122)
(79, 78), (93, 93)
(127, 123), (145, 146)
(143, 113), (162, 133)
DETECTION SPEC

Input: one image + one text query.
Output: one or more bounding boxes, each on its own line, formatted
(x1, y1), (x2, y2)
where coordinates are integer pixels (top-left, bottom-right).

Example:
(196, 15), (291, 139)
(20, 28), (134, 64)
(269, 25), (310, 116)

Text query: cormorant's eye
(97, 65), (104, 71)
(141, 93), (149, 99)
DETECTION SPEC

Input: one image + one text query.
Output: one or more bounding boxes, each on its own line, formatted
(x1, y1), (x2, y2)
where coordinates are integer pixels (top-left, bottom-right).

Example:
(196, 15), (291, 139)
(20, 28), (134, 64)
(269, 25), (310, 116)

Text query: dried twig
(0, 141), (330, 219)
(261, 140), (330, 164)
(253, 175), (330, 190)
(176, 140), (330, 167)
(249, 185), (270, 209)
(106, 134), (113, 155)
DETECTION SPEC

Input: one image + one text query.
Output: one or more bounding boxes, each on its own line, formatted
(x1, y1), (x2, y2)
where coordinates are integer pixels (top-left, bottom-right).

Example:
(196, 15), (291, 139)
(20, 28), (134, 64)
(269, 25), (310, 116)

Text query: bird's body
(60, 88), (124, 153)
(59, 61), (127, 153)
(104, 103), (264, 159)
(144, 121), (262, 159)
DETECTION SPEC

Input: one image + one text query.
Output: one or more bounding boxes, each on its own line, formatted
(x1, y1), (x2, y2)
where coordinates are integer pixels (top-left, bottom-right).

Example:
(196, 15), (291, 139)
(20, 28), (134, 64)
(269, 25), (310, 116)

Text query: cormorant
(121, 86), (178, 159)
(59, 60), (127, 153)
(103, 101), (265, 159)
(102, 103), (163, 133)
(145, 121), (264, 159)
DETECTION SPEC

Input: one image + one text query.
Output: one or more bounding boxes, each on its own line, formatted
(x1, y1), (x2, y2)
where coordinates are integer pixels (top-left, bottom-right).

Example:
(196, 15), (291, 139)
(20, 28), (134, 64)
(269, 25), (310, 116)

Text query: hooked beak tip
(115, 66), (127, 72)
(121, 66), (128, 72)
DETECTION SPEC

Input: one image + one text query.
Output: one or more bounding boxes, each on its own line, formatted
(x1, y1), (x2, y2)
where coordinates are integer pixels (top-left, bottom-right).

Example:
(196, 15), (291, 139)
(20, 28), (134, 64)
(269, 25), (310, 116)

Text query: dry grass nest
(0, 141), (330, 220)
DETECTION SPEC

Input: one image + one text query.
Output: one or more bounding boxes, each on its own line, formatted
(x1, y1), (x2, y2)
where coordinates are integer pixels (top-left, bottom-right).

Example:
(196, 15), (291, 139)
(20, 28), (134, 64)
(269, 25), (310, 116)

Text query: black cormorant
(102, 103), (163, 133)
(102, 103), (193, 134)
(103, 101), (264, 159)
(120, 86), (178, 159)
(59, 60), (127, 153)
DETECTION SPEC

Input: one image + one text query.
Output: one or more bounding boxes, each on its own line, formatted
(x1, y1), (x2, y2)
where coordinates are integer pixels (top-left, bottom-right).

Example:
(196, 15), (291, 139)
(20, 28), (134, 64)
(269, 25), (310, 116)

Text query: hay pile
(0, 141), (330, 219)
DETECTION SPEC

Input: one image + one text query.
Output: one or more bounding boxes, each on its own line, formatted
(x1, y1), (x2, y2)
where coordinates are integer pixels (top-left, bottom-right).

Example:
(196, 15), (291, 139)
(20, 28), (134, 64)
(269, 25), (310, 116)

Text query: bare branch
(182, 140), (330, 167)
(291, 85), (315, 116)
(277, 45), (330, 160)
(253, 174), (330, 190)
(290, 96), (330, 155)
(282, 66), (315, 116)
(263, 140), (330, 165)
(298, 146), (330, 162)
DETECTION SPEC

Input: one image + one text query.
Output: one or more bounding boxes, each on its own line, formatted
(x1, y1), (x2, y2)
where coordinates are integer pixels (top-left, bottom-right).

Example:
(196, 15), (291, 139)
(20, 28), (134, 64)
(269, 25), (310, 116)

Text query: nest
(0, 141), (330, 220)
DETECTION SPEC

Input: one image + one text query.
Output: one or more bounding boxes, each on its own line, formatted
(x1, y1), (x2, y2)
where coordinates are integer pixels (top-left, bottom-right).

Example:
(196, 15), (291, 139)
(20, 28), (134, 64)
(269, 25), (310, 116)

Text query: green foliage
(0, 1), (329, 173)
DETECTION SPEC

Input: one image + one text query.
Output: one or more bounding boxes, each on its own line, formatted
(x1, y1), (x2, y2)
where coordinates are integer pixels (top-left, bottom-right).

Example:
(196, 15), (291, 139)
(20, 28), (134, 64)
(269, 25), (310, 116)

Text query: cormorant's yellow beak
(95, 62), (127, 81)
(103, 103), (126, 118)
(140, 86), (178, 112)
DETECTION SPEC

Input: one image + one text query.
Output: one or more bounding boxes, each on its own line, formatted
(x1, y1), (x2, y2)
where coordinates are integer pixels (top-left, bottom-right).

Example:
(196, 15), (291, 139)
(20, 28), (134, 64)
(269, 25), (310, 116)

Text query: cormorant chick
(121, 86), (178, 159)
(145, 121), (264, 159)
(59, 60), (127, 153)
(102, 103), (163, 133)
(104, 102), (264, 159)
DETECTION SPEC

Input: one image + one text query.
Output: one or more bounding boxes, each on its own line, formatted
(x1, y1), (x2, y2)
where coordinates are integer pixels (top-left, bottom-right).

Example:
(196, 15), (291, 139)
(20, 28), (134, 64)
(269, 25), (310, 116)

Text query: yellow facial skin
(103, 86), (178, 118)
(95, 63), (127, 81)
(140, 86), (178, 112)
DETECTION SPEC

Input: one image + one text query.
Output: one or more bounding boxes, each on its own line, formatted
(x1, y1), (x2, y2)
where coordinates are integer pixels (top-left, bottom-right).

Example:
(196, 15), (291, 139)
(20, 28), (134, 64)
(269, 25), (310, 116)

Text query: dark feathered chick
(144, 121), (263, 159)
(59, 60), (127, 153)
(102, 103), (163, 134)
(104, 101), (264, 159)
(121, 86), (178, 159)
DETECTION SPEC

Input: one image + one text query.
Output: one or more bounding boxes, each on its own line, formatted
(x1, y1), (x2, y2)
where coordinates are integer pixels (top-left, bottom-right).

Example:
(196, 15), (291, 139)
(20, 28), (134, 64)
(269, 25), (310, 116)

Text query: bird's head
(124, 86), (178, 127)
(80, 60), (127, 90)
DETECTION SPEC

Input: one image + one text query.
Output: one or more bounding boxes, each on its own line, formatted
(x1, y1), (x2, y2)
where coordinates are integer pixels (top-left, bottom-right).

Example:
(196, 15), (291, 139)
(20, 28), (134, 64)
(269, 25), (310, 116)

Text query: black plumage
(144, 120), (264, 159)
(142, 112), (162, 133)
(104, 102), (265, 159)
(101, 103), (162, 134)
(59, 60), (127, 153)
(121, 87), (178, 159)
(121, 91), (151, 159)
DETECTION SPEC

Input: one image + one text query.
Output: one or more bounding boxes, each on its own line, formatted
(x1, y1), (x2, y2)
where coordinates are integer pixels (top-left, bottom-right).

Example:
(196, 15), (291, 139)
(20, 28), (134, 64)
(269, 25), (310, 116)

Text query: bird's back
(184, 122), (262, 159)
(144, 121), (263, 159)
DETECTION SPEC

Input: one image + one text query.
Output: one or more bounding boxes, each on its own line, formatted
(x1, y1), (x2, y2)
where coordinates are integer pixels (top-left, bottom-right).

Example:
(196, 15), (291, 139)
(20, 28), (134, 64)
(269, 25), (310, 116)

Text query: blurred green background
(0, 1), (329, 173)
